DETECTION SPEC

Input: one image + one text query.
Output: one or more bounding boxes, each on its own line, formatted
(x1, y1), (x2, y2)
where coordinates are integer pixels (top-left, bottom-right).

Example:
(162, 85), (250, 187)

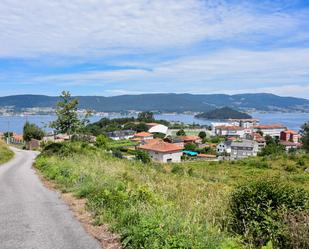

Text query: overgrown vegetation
(23, 121), (45, 141)
(35, 141), (309, 249)
(0, 140), (14, 164)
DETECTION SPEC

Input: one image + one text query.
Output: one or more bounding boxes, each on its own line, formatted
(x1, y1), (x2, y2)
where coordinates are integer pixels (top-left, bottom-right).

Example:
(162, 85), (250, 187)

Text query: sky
(0, 0), (309, 98)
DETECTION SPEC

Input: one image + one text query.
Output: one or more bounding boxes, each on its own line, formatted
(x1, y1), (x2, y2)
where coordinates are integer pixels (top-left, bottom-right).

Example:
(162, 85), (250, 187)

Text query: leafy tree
(300, 122), (309, 152)
(50, 91), (89, 136)
(137, 111), (154, 122)
(135, 150), (151, 164)
(153, 132), (165, 139)
(23, 122), (45, 142)
(176, 129), (186, 136)
(3, 132), (13, 139)
(198, 131), (207, 139)
(184, 142), (197, 151)
(135, 123), (148, 132)
(95, 134), (109, 149)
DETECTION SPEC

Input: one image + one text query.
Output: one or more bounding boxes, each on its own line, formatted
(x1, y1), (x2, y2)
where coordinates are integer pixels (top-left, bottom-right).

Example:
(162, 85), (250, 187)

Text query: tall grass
(0, 140), (14, 164)
(35, 142), (309, 248)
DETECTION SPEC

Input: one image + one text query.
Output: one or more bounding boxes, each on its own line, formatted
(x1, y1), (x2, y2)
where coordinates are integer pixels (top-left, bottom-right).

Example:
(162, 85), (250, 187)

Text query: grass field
(35, 142), (309, 249)
(0, 140), (14, 165)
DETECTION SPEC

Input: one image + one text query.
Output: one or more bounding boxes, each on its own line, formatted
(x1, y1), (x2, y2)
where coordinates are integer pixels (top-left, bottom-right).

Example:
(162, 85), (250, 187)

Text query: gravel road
(0, 147), (101, 249)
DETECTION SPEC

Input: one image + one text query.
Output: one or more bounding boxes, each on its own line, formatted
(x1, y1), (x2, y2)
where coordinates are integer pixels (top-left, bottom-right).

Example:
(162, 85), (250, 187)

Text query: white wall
(148, 151), (182, 163)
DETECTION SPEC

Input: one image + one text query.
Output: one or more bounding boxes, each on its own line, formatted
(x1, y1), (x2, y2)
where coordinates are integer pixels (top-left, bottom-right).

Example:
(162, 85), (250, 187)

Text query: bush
(135, 150), (151, 164)
(229, 180), (309, 248)
(95, 134), (109, 149)
(112, 149), (123, 159)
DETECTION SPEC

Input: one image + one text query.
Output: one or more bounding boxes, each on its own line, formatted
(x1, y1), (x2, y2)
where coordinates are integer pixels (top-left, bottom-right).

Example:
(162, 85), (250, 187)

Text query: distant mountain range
(0, 93), (309, 113)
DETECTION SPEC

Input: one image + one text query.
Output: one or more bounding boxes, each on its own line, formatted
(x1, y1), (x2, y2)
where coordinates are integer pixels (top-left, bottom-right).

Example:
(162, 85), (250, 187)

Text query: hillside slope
(0, 93), (308, 112)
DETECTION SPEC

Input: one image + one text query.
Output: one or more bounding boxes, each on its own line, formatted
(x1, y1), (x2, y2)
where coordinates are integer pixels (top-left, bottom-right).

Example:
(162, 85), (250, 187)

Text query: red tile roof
(282, 130), (297, 135)
(138, 140), (182, 153)
(178, 135), (201, 142)
(254, 124), (286, 129)
(197, 154), (216, 158)
(215, 125), (243, 130)
(279, 141), (300, 146)
(145, 122), (160, 127)
(134, 132), (153, 137)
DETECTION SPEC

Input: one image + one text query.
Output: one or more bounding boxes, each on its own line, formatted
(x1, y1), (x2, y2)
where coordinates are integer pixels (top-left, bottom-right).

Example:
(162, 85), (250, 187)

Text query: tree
(135, 150), (151, 164)
(50, 91), (88, 136)
(198, 131), (207, 139)
(300, 122), (309, 152)
(137, 111), (154, 122)
(23, 122), (45, 142)
(184, 142), (197, 151)
(265, 135), (275, 145)
(135, 123), (148, 132)
(95, 134), (109, 149)
(176, 129), (186, 136)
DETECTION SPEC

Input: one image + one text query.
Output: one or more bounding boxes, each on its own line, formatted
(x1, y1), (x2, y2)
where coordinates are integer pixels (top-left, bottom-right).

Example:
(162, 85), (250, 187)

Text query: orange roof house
(177, 135), (202, 144)
(138, 140), (183, 163)
(134, 132), (153, 138)
(139, 140), (182, 153)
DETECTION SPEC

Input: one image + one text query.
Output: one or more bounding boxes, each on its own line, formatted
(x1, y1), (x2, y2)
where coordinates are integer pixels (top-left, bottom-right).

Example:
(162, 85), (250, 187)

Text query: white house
(253, 124), (286, 138)
(228, 119), (260, 128)
(107, 130), (136, 140)
(214, 125), (245, 138)
(138, 140), (183, 163)
(230, 140), (259, 160)
(216, 141), (232, 154)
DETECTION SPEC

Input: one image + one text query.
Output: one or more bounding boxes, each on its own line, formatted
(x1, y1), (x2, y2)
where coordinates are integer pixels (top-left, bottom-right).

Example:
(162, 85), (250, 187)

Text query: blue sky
(0, 0), (309, 98)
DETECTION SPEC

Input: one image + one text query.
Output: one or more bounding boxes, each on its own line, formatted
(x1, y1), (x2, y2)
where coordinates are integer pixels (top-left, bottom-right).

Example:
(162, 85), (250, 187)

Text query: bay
(0, 112), (309, 134)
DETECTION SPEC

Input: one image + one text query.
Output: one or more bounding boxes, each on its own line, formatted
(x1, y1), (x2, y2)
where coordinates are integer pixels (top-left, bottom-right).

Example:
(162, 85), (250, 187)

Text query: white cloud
(20, 47), (309, 98)
(0, 0), (307, 58)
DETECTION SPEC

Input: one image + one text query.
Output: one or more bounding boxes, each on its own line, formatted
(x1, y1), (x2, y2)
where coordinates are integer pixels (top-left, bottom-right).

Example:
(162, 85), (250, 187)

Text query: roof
(253, 133), (265, 142)
(145, 122), (160, 127)
(148, 124), (168, 134)
(183, 150), (198, 156)
(197, 154), (216, 158)
(282, 130), (297, 135)
(138, 140), (182, 153)
(217, 140), (232, 146)
(231, 140), (256, 148)
(134, 132), (153, 137)
(279, 141), (300, 146)
(254, 124), (286, 129)
(227, 137), (237, 141)
(178, 135), (201, 142)
(228, 118), (259, 122)
(215, 125), (244, 130)
(142, 138), (163, 145)
(13, 134), (23, 140)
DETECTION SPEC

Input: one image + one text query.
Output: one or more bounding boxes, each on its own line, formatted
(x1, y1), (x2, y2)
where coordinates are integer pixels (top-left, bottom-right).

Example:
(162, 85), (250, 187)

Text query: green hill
(195, 107), (252, 119)
(0, 93), (309, 112)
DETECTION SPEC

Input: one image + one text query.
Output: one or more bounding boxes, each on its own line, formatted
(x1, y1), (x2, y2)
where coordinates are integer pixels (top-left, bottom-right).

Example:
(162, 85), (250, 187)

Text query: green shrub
(135, 150), (151, 164)
(229, 180), (309, 248)
(171, 164), (184, 175)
